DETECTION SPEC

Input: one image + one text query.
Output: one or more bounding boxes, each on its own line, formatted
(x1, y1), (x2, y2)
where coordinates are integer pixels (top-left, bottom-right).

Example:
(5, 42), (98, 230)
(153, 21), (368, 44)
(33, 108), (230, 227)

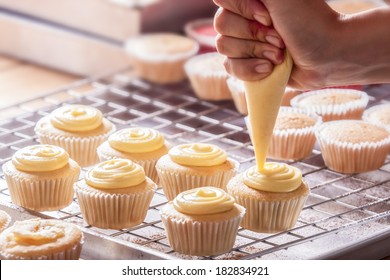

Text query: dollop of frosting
(85, 159), (145, 189)
(108, 127), (165, 153)
(12, 145), (69, 172)
(8, 219), (65, 246)
(50, 104), (103, 132)
(243, 162), (302, 192)
(169, 143), (227, 166)
(173, 187), (235, 215)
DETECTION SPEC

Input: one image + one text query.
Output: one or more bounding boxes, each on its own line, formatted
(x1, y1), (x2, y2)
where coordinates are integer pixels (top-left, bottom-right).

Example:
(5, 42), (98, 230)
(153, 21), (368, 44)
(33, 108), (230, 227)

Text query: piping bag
(244, 51), (293, 172)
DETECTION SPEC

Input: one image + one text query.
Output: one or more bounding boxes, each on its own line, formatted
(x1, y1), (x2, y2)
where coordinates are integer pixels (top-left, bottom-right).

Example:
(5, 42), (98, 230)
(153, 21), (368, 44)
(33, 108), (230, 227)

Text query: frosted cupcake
(227, 162), (310, 233)
(156, 143), (239, 201)
(160, 187), (245, 256)
(184, 52), (232, 101)
(125, 33), (199, 84)
(291, 88), (369, 121)
(74, 159), (157, 229)
(0, 210), (11, 233)
(35, 104), (116, 167)
(268, 107), (322, 160)
(2, 145), (80, 211)
(316, 120), (390, 173)
(363, 103), (390, 132)
(0, 218), (83, 260)
(97, 127), (169, 182)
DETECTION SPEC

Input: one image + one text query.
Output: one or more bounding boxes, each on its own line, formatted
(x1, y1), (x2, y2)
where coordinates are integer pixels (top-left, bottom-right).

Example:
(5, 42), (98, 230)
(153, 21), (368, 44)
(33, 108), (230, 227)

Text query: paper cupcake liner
(291, 89), (369, 122)
(160, 207), (245, 256)
(75, 183), (156, 229)
(281, 87), (303, 106)
(0, 211), (11, 233)
(227, 77), (247, 115)
(0, 237), (84, 260)
(156, 166), (238, 201)
(2, 162), (79, 212)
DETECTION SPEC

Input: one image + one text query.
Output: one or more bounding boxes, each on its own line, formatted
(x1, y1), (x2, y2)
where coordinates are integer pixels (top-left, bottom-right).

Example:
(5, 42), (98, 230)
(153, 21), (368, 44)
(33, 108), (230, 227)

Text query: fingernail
(253, 14), (270, 26)
(265, 35), (284, 48)
(263, 51), (278, 63)
(255, 63), (271, 74)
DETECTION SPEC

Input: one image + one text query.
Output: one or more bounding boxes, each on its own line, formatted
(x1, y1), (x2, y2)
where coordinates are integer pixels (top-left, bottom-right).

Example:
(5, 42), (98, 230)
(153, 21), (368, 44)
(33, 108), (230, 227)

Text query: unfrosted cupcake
(35, 104), (116, 167)
(97, 127), (169, 182)
(0, 210), (11, 233)
(0, 218), (83, 260)
(291, 88), (369, 121)
(156, 143), (239, 201)
(316, 120), (390, 173)
(2, 145), (80, 211)
(184, 52), (232, 101)
(74, 158), (157, 229)
(227, 162), (310, 233)
(125, 33), (199, 84)
(268, 107), (322, 160)
(160, 186), (245, 256)
(363, 103), (390, 131)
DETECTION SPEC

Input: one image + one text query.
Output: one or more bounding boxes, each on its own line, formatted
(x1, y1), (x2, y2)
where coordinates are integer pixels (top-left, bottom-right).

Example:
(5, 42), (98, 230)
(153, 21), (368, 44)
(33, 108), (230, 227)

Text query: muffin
(268, 107), (322, 160)
(125, 33), (199, 84)
(74, 158), (157, 229)
(0, 218), (83, 260)
(160, 186), (245, 256)
(97, 127), (169, 182)
(227, 162), (310, 233)
(156, 143), (239, 201)
(184, 52), (232, 101)
(0, 210), (11, 233)
(363, 103), (390, 131)
(35, 104), (116, 167)
(291, 88), (369, 121)
(315, 120), (390, 173)
(2, 145), (80, 211)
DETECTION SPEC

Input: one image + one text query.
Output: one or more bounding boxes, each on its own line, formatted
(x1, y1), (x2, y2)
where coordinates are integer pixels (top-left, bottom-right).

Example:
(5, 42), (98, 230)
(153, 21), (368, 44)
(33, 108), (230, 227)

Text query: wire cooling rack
(0, 69), (389, 260)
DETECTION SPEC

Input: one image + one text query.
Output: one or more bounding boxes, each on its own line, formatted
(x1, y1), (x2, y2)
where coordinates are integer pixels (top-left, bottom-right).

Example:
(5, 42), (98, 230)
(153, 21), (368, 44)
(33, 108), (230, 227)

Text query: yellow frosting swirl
(12, 145), (69, 172)
(10, 219), (65, 246)
(243, 162), (302, 193)
(169, 143), (227, 167)
(50, 104), (103, 132)
(85, 159), (146, 189)
(173, 187), (235, 215)
(108, 127), (165, 153)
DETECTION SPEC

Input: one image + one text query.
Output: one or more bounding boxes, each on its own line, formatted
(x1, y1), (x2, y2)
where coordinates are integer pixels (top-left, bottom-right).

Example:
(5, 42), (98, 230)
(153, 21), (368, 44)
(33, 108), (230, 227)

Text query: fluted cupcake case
(0, 210), (11, 233)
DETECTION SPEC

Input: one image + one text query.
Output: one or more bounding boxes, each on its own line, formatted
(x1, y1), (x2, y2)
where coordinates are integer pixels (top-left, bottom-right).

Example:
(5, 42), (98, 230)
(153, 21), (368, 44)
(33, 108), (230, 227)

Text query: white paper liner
(316, 121), (390, 173)
(2, 161), (79, 211)
(291, 88), (369, 122)
(160, 206), (245, 256)
(362, 103), (390, 132)
(184, 52), (232, 101)
(75, 182), (157, 229)
(227, 77), (247, 115)
(0, 211), (11, 233)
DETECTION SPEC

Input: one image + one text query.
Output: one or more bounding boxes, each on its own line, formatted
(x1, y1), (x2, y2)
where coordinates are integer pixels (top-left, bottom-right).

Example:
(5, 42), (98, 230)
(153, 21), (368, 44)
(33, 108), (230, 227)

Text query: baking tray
(0, 70), (389, 260)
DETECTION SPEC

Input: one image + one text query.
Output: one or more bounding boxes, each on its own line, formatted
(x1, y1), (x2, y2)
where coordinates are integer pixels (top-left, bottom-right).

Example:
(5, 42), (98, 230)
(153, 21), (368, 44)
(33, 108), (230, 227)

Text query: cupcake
(227, 162), (310, 233)
(0, 210), (11, 233)
(281, 87), (304, 106)
(184, 52), (232, 101)
(160, 186), (245, 256)
(97, 127), (169, 182)
(74, 159), (157, 229)
(35, 104), (116, 167)
(156, 143), (239, 201)
(125, 33), (199, 84)
(363, 103), (390, 131)
(0, 218), (83, 260)
(2, 145), (80, 211)
(268, 107), (322, 160)
(291, 88), (369, 121)
(315, 120), (390, 173)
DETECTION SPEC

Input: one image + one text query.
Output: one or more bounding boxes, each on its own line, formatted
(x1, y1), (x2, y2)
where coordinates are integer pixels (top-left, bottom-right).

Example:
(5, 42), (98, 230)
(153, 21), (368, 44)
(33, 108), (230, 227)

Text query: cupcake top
(12, 145), (70, 172)
(185, 52), (227, 75)
(168, 143), (227, 167)
(317, 120), (390, 144)
(173, 187), (235, 215)
(363, 104), (390, 130)
(108, 127), (165, 153)
(0, 218), (82, 258)
(275, 108), (318, 130)
(297, 92), (360, 106)
(0, 210), (11, 233)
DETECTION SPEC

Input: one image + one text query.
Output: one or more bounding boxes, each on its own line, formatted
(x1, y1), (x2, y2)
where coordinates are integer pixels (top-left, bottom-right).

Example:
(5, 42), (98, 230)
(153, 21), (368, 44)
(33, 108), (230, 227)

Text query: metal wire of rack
(0, 69), (389, 260)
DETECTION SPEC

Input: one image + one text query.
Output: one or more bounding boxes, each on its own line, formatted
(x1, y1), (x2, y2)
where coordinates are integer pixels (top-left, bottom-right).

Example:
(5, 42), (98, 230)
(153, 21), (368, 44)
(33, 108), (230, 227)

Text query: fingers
(213, 0), (271, 26)
(224, 57), (276, 81)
